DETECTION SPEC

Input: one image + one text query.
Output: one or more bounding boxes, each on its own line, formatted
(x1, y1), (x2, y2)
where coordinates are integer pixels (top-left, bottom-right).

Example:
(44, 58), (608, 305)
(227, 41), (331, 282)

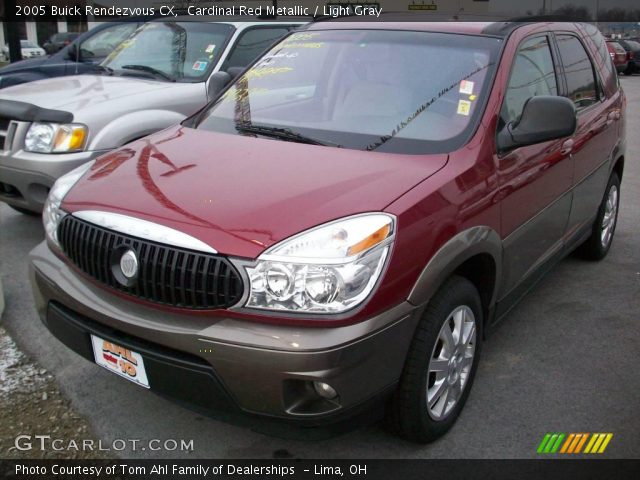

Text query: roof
(305, 14), (584, 38)
(305, 21), (497, 37)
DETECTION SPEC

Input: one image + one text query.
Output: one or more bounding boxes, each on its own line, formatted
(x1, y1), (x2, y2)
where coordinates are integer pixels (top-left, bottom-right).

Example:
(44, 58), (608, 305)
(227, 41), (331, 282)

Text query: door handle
(560, 139), (574, 155)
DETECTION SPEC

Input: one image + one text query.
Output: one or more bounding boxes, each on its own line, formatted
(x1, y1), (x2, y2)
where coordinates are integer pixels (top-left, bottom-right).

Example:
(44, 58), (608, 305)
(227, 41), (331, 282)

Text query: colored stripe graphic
(585, 433), (614, 454)
(538, 433), (613, 454)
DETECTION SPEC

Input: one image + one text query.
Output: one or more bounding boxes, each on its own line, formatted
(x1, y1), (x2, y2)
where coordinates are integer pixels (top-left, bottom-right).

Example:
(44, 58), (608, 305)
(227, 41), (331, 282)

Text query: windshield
(21, 40), (38, 48)
(195, 29), (502, 154)
(102, 21), (235, 82)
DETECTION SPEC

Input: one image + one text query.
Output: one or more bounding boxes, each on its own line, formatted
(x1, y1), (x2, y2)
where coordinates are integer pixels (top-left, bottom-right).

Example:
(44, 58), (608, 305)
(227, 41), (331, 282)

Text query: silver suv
(0, 19), (302, 214)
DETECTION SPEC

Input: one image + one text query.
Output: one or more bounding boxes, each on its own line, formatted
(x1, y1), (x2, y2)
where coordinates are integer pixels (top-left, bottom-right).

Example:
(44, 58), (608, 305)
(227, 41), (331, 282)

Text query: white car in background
(1, 40), (47, 60)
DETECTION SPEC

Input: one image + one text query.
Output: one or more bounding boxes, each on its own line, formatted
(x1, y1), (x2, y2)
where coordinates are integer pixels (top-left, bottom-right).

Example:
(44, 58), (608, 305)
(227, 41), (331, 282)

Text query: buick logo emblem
(119, 249), (138, 279)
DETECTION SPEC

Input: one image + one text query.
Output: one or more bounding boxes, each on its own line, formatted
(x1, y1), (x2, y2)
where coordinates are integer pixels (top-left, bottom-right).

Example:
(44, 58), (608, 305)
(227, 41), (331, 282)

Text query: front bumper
(30, 241), (419, 423)
(0, 148), (107, 212)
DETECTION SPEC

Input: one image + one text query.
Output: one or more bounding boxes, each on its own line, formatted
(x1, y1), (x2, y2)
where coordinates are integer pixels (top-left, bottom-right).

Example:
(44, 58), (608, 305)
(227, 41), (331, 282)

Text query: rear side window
(556, 35), (598, 109)
(501, 35), (557, 126)
(222, 27), (291, 71)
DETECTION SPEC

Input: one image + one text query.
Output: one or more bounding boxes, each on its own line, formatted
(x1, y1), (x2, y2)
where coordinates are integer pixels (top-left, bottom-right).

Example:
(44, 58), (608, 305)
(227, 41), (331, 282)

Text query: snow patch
(0, 327), (46, 397)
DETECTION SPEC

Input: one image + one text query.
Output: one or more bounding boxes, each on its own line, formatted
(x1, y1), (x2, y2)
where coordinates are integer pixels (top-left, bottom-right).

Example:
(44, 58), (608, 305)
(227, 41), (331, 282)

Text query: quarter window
(501, 36), (558, 127)
(222, 28), (291, 71)
(556, 34), (598, 109)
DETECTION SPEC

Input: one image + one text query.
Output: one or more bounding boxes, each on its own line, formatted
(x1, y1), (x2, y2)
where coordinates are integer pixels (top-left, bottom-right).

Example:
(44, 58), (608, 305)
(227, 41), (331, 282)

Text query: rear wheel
(389, 276), (482, 443)
(578, 172), (620, 261)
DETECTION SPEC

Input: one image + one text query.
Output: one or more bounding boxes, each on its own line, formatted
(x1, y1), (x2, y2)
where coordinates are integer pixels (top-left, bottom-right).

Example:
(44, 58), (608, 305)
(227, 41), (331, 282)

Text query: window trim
(220, 25), (299, 73)
(496, 32), (559, 155)
(551, 31), (604, 115)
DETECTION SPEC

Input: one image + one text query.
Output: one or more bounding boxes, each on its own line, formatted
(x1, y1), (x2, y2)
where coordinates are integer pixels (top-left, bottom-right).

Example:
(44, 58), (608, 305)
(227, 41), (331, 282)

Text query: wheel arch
(612, 155), (624, 181)
(407, 226), (502, 331)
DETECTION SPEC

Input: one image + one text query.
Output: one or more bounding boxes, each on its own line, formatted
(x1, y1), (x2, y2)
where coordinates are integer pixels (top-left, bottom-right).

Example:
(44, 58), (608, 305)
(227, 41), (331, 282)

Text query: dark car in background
(606, 40), (628, 74)
(617, 39), (640, 74)
(42, 32), (80, 55)
(0, 22), (141, 89)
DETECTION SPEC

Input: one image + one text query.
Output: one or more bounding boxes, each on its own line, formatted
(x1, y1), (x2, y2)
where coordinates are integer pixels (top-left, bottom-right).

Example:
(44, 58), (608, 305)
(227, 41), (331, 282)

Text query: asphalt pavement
(0, 77), (638, 460)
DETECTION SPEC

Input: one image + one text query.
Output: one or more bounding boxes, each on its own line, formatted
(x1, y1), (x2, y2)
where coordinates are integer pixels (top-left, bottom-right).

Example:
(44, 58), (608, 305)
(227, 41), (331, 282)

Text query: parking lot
(0, 75), (638, 460)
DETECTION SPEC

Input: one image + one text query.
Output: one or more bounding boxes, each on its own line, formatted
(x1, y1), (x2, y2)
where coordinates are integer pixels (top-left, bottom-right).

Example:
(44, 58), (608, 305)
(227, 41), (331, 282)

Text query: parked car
(42, 32), (80, 55)
(0, 22), (143, 89)
(1, 40), (46, 61)
(29, 20), (625, 442)
(617, 39), (640, 74)
(0, 19), (303, 214)
(606, 40), (628, 74)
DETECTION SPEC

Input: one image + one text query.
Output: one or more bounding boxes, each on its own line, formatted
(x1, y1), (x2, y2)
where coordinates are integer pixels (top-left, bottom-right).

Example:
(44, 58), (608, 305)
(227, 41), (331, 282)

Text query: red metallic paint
(59, 22), (624, 327)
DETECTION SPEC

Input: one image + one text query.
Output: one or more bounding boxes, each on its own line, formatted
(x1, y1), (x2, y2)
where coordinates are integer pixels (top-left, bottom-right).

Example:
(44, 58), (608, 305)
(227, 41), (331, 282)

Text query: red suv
(30, 20), (625, 442)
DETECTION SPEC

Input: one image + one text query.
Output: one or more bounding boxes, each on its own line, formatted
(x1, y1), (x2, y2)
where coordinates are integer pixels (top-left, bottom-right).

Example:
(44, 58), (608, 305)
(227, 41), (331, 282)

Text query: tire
(8, 205), (40, 216)
(577, 172), (620, 261)
(389, 275), (483, 443)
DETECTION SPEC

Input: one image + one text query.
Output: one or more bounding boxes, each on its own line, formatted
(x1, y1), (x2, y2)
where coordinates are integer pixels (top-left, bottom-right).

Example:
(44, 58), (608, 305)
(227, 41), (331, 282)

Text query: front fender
(407, 226), (503, 308)
(88, 110), (187, 150)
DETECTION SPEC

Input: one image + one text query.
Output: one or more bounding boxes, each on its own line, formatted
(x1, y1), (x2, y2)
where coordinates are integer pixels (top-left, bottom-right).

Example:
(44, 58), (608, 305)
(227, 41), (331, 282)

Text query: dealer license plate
(90, 335), (150, 389)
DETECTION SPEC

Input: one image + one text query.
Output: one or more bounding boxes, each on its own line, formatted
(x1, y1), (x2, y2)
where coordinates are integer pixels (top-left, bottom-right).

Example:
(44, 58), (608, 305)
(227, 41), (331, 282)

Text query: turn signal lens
(52, 125), (87, 152)
(347, 224), (391, 256)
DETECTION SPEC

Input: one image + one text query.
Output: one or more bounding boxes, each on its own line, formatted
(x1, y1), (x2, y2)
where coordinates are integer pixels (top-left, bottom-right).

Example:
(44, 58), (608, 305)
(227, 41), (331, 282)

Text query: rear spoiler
(0, 100), (73, 123)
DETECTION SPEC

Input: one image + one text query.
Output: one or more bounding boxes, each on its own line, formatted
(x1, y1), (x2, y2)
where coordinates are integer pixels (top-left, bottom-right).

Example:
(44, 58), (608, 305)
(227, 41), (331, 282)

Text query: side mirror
(497, 96), (576, 152)
(226, 66), (245, 80)
(67, 46), (78, 61)
(207, 71), (231, 99)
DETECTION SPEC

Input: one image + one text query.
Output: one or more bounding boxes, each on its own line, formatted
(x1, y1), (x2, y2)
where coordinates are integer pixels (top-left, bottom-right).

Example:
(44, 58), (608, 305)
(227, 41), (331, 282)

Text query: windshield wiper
(235, 124), (340, 147)
(121, 65), (175, 82)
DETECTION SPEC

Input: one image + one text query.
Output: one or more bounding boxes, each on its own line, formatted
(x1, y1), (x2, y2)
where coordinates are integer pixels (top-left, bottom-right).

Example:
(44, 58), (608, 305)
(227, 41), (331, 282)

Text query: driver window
(500, 36), (558, 127)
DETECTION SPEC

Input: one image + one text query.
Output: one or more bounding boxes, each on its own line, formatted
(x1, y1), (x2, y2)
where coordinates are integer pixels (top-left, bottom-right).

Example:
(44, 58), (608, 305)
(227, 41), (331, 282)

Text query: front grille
(58, 215), (244, 310)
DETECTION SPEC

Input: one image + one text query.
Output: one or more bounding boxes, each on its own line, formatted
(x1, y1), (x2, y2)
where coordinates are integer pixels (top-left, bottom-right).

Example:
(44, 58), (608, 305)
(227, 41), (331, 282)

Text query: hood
(0, 74), (194, 116)
(63, 126), (448, 259)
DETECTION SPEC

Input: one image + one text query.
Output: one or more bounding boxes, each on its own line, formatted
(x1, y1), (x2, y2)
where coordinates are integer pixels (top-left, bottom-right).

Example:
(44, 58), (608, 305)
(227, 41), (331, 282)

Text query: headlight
(245, 213), (395, 314)
(25, 122), (87, 153)
(43, 161), (94, 248)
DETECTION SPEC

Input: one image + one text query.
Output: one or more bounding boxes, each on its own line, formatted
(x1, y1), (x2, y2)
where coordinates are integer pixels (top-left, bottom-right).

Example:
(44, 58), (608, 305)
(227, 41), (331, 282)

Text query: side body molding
(407, 226), (503, 309)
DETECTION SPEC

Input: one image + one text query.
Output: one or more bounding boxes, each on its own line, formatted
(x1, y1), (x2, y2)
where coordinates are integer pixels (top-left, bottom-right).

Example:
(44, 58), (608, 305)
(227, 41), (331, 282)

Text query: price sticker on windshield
(459, 80), (474, 95)
(457, 99), (472, 116)
(192, 61), (208, 71)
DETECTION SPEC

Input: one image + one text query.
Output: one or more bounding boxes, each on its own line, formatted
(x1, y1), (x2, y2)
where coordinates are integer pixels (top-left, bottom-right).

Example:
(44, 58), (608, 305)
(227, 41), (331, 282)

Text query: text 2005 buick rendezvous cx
(30, 20), (625, 442)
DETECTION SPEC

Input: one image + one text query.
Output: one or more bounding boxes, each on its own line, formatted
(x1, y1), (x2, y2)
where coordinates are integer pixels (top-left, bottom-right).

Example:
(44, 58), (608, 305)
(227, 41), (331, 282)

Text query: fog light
(313, 381), (338, 399)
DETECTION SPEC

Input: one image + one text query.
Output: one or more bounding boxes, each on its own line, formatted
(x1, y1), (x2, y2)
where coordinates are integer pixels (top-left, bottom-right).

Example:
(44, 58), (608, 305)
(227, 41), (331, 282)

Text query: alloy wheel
(426, 305), (477, 420)
(600, 185), (618, 249)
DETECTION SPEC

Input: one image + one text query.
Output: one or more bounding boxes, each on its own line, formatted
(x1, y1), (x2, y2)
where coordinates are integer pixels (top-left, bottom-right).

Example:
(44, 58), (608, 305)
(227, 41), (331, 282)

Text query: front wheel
(389, 276), (483, 443)
(577, 172), (620, 261)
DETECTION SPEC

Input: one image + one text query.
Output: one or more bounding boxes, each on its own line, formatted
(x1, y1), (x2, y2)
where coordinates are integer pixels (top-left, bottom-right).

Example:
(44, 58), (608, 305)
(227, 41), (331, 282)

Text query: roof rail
(482, 15), (574, 36)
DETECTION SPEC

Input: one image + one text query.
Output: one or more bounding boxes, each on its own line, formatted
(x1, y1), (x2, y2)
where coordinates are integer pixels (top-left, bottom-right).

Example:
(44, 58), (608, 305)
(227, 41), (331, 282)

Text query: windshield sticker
(205, 44), (216, 54)
(469, 94), (477, 101)
(459, 80), (474, 95)
(192, 61), (208, 71)
(457, 100), (471, 116)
